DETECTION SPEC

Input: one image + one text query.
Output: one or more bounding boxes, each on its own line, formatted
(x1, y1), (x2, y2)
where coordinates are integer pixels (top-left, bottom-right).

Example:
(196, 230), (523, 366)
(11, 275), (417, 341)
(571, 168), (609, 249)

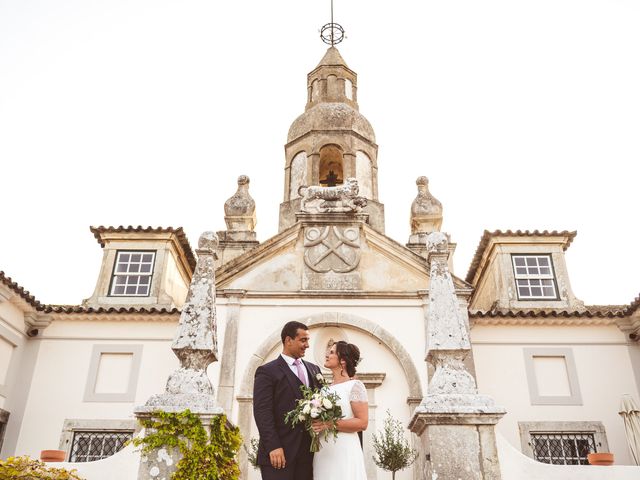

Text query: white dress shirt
(281, 353), (309, 386)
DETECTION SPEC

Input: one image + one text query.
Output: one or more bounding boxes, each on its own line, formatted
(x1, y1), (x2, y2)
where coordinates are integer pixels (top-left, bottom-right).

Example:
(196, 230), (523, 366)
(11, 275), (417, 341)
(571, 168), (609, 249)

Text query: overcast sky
(0, 0), (638, 306)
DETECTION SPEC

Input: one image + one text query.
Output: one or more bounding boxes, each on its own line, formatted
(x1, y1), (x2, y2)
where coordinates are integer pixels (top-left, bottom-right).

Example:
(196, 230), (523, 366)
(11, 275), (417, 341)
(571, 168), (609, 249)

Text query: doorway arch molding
(238, 311), (423, 399)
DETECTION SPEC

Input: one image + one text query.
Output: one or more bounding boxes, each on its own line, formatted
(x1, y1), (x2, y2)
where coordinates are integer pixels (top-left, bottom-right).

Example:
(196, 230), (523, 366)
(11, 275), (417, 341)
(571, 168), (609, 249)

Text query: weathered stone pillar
(134, 232), (225, 480)
(236, 395), (254, 480)
(409, 232), (505, 480)
(217, 289), (246, 416)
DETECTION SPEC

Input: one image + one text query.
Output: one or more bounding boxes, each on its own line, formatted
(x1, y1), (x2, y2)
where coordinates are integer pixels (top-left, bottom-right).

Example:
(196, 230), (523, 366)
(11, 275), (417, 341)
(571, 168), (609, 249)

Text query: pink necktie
(293, 359), (308, 386)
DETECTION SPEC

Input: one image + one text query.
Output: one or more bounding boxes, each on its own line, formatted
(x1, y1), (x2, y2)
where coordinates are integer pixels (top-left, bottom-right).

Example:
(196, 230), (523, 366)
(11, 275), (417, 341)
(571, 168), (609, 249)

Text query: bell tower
(278, 46), (384, 233)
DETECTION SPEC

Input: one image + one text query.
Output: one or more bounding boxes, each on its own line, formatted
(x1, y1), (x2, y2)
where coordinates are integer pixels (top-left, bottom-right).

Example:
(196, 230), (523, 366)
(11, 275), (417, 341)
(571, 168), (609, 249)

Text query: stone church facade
(1, 47), (639, 479)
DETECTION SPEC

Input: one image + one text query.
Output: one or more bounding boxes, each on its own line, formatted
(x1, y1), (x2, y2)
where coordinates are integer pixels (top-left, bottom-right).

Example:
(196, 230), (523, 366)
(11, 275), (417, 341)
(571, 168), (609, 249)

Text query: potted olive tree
(372, 411), (417, 479)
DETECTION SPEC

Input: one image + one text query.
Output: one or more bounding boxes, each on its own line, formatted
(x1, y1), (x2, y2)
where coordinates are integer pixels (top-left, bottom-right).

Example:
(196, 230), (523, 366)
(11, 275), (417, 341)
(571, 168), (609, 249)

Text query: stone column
(236, 395), (254, 480)
(409, 232), (505, 480)
(216, 289), (246, 416)
(134, 232), (225, 480)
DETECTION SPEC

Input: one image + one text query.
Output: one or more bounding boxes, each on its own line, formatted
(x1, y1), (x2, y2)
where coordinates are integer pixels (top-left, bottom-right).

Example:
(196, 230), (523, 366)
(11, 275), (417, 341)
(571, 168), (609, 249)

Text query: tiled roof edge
(89, 226), (196, 271)
(0, 270), (43, 309)
(465, 229), (577, 283)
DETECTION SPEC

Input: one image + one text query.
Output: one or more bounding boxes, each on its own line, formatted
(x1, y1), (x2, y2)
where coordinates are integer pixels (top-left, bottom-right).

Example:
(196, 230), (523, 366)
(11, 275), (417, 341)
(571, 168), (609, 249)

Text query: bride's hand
(311, 420), (328, 433)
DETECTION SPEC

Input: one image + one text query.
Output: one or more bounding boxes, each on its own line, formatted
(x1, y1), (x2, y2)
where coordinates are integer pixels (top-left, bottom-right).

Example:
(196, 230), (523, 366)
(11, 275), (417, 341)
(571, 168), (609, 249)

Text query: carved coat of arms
(303, 226), (361, 273)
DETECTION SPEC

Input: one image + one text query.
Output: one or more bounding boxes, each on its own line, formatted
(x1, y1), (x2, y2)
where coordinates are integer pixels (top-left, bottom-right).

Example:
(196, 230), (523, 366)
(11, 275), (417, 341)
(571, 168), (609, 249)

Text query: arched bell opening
(318, 144), (344, 187)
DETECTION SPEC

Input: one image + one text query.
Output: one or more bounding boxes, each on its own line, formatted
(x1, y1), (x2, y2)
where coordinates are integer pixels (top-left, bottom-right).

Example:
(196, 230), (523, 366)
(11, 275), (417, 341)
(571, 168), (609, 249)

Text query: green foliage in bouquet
(372, 410), (417, 480)
(0, 455), (84, 480)
(133, 409), (242, 480)
(284, 383), (343, 452)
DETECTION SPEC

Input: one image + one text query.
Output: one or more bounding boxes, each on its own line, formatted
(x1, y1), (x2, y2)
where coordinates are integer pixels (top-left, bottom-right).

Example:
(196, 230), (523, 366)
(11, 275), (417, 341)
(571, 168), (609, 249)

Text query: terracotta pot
(587, 452), (614, 466)
(40, 449), (66, 462)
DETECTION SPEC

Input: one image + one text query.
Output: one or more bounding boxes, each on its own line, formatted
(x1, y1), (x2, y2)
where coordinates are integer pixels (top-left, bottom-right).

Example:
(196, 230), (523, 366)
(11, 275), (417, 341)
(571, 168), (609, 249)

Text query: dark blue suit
(253, 355), (321, 480)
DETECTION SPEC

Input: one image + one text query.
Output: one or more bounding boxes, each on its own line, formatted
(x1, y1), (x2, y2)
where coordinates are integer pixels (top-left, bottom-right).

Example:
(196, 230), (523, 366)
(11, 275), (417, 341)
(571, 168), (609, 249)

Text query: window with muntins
(109, 251), (155, 296)
(512, 254), (558, 300)
(530, 432), (596, 465)
(70, 430), (133, 462)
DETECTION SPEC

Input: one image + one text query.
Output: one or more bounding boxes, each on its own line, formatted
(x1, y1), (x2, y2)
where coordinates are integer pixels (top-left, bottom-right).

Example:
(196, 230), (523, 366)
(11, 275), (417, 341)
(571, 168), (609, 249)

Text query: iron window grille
(109, 251), (156, 296)
(530, 432), (596, 465)
(70, 430), (133, 462)
(512, 254), (558, 300)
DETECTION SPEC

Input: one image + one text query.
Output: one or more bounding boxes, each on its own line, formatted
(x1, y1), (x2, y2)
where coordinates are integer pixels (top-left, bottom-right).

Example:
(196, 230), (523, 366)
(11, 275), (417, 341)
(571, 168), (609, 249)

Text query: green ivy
(0, 456), (84, 480)
(133, 409), (242, 480)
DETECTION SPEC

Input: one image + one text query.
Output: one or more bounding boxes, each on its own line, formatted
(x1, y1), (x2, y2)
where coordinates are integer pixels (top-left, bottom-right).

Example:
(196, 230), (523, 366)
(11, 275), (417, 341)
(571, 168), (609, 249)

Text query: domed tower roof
(287, 46), (375, 144)
(280, 47), (384, 233)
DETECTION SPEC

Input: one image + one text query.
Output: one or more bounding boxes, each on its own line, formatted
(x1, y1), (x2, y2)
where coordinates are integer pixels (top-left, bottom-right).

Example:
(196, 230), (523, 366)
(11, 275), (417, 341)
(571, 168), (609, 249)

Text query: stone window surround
(518, 421), (609, 460)
(523, 347), (583, 405)
(83, 344), (143, 402)
(511, 253), (559, 301)
(0, 408), (9, 453)
(58, 418), (139, 460)
(108, 249), (156, 297)
(0, 323), (23, 398)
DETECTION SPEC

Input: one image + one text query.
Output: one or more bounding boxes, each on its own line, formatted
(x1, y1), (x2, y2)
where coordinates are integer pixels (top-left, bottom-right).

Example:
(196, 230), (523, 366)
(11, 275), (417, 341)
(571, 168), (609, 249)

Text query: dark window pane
(528, 267), (539, 275)
(530, 279), (540, 286)
(140, 276), (150, 284)
(542, 279), (553, 286)
(516, 267), (527, 275)
(119, 254), (130, 262)
(138, 286), (148, 295)
(113, 286), (125, 295)
(518, 287), (529, 296)
(129, 264), (140, 273)
(128, 276), (139, 284)
(531, 287), (542, 296)
(116, 264), (127, 272)
(538, 257), (549, 266)
(126, 286), (136, 294)
(514, 257), (525, 266)
(115, 276), (126, 285)
(543, 287), (555, 297)
(140, 264), (151, 273)
(526, 257), (537, 266)
(142, 254), (153, 262)
(131, 254), (141, 262)
(540, 267), (550, 275)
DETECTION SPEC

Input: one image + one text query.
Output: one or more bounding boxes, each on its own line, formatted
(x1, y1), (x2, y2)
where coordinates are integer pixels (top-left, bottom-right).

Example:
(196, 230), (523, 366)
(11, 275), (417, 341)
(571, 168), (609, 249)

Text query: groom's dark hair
(281, 321), (309, 344)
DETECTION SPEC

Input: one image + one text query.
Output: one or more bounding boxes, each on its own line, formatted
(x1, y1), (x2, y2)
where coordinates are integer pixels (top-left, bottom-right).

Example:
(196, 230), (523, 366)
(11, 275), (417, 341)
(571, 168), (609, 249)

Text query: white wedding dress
(313, 379), (368, 479)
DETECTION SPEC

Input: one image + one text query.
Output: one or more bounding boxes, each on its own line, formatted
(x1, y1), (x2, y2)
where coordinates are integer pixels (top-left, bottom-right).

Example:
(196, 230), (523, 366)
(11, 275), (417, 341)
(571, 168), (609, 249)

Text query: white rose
(303, 404), (311, 415)
(322, 398), (333, 409)
(310, 408), (320, 418)
(316, 373), (324, 382)
(298, 414), (306, 422)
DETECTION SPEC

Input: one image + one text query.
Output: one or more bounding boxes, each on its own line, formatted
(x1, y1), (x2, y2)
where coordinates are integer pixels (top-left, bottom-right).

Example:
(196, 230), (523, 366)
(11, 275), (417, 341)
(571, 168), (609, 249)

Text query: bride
(311, 340), (368, 479)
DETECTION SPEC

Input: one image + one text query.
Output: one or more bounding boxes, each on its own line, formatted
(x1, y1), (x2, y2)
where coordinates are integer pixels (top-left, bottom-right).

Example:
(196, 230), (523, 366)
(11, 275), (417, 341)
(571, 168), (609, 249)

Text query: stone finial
(410, 176), (443, 236)
(198, 231), (219, 252)
(224, 175), (256, 232)
(136, 231), (221, 413)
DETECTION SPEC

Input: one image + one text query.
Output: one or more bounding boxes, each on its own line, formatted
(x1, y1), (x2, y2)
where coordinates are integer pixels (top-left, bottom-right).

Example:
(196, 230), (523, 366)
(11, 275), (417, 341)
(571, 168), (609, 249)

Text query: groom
(253, 321), (321, 480)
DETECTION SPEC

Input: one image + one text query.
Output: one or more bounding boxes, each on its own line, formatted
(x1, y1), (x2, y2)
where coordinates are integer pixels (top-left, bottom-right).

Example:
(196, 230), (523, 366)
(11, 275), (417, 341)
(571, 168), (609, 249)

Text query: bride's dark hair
(334, 341), (361, 377)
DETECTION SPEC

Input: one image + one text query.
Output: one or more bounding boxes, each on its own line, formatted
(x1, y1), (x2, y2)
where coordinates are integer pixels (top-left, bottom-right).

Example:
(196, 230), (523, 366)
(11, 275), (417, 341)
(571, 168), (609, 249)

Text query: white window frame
(512, 254), (558, 300)
(109, 250), (156, 297)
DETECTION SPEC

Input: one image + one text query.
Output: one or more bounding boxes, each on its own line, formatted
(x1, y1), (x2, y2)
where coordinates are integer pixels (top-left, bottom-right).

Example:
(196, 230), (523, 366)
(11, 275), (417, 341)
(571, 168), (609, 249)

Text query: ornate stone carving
(136, 231), (222, 414)
(298, 177), (367, 213)
(224, 175), (256, 232)
(409, 176), (443, 240)
(303, 226), (361, 273)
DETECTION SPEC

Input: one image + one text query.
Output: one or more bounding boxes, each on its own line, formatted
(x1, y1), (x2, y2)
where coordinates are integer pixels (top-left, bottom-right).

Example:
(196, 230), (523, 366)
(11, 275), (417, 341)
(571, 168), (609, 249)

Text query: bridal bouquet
(284, 373), (343, 452)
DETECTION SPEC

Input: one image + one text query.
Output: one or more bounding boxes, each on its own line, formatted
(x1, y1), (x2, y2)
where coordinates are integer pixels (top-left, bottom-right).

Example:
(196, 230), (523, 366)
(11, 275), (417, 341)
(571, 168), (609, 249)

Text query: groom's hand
(269, 448), (286, 469)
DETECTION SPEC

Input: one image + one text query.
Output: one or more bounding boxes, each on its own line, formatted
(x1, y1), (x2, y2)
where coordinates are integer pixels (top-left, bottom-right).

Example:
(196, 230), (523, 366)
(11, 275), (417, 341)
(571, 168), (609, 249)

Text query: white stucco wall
(471, 324), (640, 465)
(12, 319), (180, 458)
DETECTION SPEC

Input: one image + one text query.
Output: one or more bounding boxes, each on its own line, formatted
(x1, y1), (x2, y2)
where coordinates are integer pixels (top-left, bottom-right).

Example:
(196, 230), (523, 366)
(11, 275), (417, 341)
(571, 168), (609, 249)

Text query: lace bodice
(329, 380), (368, 420)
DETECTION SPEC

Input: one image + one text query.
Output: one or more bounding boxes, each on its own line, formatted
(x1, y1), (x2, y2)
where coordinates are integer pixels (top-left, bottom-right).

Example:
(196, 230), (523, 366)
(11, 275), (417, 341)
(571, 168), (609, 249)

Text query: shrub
(0, 456), (84, 480)
(372, 410), (417, 480)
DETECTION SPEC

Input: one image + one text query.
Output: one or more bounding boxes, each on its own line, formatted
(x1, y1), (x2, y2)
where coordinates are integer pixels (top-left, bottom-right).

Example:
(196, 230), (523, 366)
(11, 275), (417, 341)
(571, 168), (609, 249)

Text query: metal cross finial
(320, 0), (345, 45)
